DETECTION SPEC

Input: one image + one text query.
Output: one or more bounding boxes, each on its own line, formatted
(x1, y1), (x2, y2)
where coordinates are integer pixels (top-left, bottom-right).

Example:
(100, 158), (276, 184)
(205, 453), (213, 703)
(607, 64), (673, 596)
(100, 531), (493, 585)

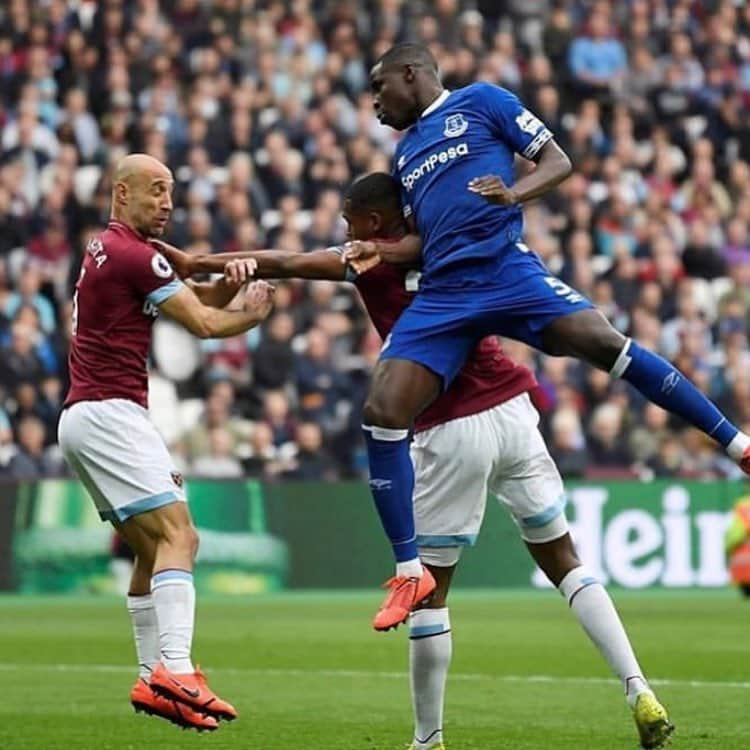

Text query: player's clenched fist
(342, 240), (382, 274)
(468, 175), (519, 206)
(243, 280), (275, 318)
(224, 258), (257, 284)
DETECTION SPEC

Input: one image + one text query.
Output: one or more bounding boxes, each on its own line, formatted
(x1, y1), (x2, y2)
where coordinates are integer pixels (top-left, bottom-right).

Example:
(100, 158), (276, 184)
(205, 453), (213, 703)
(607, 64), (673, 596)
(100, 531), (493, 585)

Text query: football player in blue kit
(349, 43), (750, 647)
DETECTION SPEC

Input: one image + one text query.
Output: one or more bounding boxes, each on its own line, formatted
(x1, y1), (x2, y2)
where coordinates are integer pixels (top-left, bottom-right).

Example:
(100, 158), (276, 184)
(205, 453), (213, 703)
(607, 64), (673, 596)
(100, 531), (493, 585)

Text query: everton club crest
(443, 113), (468, 137)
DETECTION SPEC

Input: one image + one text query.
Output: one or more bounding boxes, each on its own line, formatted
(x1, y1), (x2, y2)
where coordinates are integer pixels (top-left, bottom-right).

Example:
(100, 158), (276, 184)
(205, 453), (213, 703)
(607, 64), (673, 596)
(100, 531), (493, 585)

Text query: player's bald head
(114, 153), (172, 186)
(111, 153), (174, 237)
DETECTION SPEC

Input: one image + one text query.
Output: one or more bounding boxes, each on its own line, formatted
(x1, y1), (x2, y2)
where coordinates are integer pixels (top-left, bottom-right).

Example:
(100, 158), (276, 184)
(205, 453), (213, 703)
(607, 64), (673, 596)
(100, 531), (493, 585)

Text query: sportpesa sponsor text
(400, 143), (469, 191)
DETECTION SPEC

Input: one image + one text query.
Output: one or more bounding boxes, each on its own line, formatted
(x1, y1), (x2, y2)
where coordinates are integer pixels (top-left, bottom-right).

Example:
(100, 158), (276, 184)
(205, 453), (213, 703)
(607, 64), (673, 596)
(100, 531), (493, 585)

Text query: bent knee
(160, 518), (199, 556)
(363, 398), (411, 430)
(593, 328), (627, 360)
(573, 322), (627, 369)
(185, 524), (199, 559)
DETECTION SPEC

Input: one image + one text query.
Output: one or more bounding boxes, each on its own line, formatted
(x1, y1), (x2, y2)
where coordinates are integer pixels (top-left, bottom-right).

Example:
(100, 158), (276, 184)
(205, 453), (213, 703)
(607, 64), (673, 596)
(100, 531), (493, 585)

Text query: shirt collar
(421, 89), (451, 118)
(108, 219), (146, 241)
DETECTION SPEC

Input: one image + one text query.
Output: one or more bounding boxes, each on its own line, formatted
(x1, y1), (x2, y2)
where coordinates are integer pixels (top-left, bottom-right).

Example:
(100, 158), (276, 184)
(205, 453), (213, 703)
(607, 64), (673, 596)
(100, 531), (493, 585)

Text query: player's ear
(113, 180), (128, 206)
(369, 210), (383, 234)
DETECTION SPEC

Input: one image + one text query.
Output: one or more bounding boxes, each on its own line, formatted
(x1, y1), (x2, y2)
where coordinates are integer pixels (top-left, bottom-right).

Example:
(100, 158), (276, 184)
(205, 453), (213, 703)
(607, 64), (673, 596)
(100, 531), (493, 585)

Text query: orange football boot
(130, 677), (219, 732)
(150, 663), (238, 721)
(373, 566), (437, 631)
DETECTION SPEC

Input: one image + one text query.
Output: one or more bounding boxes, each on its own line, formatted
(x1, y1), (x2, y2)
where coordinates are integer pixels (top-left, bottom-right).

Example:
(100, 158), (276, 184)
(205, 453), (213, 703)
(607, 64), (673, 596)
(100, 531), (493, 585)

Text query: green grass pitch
(1, 590), (749, 749)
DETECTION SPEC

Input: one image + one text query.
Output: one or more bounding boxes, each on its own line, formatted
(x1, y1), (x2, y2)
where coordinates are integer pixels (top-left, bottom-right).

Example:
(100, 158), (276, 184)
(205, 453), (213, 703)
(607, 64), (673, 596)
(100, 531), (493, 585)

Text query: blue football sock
(363, 425), (418, 563)
(612, 339), (738, 447)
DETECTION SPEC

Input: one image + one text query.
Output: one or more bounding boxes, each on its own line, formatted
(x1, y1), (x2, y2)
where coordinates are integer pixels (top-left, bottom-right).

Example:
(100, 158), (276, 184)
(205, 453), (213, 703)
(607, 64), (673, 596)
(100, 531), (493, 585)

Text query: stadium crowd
(0, 0), (748, 481)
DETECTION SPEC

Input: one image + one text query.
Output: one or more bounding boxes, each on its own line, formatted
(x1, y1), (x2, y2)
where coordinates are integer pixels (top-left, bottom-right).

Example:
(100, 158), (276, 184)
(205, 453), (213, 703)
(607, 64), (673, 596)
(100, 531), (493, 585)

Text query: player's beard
(148, 215), (170, 237)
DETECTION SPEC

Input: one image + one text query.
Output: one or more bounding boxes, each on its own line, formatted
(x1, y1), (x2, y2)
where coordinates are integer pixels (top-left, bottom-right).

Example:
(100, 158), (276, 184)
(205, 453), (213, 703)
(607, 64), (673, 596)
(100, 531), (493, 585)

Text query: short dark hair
(376, 42), (438, 74)
(345, 172), (401, 215)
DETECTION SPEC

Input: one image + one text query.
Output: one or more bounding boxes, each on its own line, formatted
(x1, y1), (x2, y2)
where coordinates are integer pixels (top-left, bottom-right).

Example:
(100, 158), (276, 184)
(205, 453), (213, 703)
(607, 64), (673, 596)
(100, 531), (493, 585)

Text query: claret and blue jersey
(392, 81), (553, 288)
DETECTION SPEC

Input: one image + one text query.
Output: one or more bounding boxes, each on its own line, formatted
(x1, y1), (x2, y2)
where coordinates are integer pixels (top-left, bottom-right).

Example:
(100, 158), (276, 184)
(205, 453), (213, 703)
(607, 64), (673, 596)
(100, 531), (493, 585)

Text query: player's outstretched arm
(158, 281), (274, 338)
(229, 250), (348, 282)
(469, 140), (572, 206)
(154, 240), (348, 283)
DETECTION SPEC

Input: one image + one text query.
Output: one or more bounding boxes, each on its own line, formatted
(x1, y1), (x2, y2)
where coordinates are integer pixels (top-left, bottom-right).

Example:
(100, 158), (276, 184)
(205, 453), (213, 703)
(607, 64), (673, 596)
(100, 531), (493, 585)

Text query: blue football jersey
(392, 82), (553, 288)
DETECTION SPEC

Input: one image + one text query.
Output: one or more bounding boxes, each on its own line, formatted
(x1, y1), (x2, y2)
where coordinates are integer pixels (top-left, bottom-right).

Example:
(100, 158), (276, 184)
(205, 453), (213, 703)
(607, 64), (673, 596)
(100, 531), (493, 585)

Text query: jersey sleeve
(123, 242), (184, 304)
(477, 82), (554, 160)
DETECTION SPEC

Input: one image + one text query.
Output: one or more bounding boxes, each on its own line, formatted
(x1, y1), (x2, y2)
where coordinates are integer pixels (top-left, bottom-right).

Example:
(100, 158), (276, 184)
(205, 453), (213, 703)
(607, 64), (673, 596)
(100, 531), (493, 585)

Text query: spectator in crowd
(0, 321), (46, 391)
(548, 407), (588, 478)
(243, 421), (296, 480)
(295, 326), (349, 428)
(191, 427), (244, 478)
(7, 414), (61, 478)
(567, 9), (627, 99)
(4, 264), (56, 333)
(648, 434), (686, 478)
(282, 422), (338, 481)
(181, 390), (250, 463)
(628, 404), (673, 467)
(586, 402), (634, 473)
(253, 311), (296, 391)
(262, 390), (297, 450)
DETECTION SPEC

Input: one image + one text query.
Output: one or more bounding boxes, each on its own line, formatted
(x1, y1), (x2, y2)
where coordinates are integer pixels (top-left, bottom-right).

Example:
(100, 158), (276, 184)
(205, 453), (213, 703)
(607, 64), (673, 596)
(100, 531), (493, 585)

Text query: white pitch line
(0, 663), (748, 690)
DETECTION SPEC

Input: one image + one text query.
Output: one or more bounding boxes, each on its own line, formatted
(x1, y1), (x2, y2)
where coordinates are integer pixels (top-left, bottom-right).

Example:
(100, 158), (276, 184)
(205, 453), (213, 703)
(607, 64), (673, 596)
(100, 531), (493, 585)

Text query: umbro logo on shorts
(171, 471), (184, 488)
(369, 478), (393, 491)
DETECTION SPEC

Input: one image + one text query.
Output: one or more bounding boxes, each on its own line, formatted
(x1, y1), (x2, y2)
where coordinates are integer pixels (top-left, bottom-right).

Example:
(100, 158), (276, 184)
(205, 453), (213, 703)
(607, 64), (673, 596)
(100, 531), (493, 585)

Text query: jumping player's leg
(477, 246), (748, 469)
(488, 394), (674, 748)
(363, 357), (441, 576)
(362, 296), (477, 629)
(542, 307), (750, 469)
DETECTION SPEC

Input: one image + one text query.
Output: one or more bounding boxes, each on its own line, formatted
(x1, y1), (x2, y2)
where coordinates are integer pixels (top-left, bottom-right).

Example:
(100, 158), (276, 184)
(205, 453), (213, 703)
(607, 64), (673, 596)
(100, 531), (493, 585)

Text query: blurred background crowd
(0, 0), (748, 482)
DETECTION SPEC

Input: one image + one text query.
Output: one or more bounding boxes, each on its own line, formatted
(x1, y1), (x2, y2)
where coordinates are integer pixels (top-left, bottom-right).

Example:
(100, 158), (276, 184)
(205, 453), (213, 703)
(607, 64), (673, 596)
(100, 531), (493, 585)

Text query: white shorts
(58, 399), (186, 523)
(411, 393), (567, 566)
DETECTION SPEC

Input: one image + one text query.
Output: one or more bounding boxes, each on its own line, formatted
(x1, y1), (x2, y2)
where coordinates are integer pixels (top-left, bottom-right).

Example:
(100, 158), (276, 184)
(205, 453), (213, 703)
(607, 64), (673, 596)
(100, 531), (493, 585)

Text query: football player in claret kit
(58, 153), (275, 731)
(162, 172), (672, 750)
